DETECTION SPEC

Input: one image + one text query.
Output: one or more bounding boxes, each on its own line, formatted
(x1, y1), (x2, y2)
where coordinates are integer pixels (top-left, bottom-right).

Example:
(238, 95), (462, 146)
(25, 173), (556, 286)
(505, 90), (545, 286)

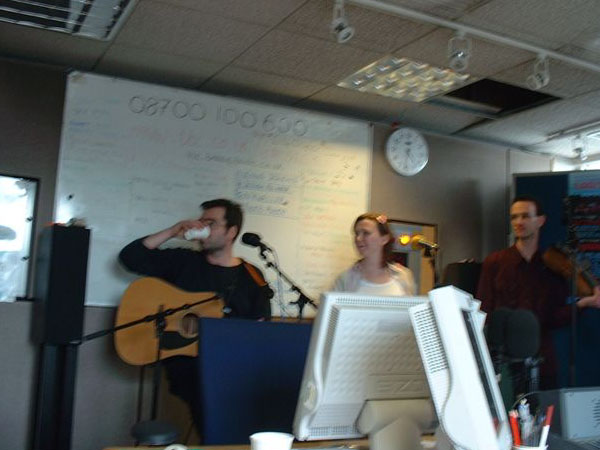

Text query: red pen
(509, 410), (521, 446)
(539, 405), (555, 448)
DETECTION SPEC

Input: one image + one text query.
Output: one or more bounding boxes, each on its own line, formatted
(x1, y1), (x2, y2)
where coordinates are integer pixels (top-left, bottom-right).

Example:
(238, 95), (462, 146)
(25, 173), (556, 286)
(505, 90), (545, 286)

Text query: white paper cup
(164, 445), (188, 450)
(250, 432), (294, 450)
(184, 227), (210, 240)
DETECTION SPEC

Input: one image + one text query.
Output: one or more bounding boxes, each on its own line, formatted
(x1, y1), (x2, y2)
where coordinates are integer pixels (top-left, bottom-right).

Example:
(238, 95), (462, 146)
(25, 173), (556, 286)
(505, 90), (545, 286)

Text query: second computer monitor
(294, 287), (512, 450)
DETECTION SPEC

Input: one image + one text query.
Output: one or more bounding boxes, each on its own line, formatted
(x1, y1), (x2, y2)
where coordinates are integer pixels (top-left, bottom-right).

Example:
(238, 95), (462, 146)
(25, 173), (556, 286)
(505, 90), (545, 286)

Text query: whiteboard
(55, 72), (372, 315)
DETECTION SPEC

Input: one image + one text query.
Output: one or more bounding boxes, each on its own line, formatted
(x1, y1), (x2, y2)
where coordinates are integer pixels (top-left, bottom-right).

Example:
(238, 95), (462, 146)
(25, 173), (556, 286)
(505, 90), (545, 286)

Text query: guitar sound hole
(180, 313), (199, 338)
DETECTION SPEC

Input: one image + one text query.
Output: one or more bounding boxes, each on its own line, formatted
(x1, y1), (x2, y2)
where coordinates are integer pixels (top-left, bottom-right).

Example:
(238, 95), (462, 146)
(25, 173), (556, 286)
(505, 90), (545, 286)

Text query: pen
(518, 400), (533, 445)
(539, 405), (555, 448)
(509, 410), (521, 446)
(533, 412), (546, 446)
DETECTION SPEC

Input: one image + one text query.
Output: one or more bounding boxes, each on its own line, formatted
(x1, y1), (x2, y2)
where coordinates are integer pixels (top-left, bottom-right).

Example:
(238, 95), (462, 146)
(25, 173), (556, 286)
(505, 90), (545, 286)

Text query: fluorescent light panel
(337, 55), (471, 102)
(0, 0), (136, 40)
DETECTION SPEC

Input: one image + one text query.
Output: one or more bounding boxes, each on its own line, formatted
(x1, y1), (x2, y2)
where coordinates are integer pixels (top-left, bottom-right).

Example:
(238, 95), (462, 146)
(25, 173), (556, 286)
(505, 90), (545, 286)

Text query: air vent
(593, 397), (600, 427)
(412, 307), (447, 373)
(309, 425), (359, 438)
(0, 0), (136, 40)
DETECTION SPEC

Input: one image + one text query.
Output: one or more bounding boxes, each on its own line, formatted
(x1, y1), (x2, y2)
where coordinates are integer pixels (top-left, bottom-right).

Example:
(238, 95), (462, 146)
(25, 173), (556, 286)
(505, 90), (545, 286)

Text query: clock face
(385, 127), (429, 176)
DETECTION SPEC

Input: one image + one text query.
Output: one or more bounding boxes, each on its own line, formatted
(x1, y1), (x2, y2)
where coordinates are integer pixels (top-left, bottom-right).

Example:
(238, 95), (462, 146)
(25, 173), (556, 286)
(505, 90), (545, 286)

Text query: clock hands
(386, 127), (429, 176)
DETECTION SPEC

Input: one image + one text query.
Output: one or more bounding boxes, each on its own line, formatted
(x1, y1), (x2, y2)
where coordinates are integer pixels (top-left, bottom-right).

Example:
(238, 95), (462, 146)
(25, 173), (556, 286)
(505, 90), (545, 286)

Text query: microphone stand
(72, 293), (220, 444)
(422, 246), (440, 288)
(255, 246), (318, 319)
(505, 355), (543, 397)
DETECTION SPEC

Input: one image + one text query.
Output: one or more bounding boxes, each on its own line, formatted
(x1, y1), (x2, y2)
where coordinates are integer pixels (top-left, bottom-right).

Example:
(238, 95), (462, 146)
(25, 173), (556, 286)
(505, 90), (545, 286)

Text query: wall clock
(385, 127), (429, 176)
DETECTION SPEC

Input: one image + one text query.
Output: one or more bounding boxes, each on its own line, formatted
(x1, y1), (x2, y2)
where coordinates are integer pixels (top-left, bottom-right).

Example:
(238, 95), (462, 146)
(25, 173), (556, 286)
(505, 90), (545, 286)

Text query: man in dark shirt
(477, 195), (600, 389)
(119, 198), (272, 435)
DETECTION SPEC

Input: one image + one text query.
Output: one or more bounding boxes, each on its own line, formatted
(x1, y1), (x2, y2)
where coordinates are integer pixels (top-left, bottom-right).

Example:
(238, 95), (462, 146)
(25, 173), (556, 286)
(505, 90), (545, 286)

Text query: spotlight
(447, 32), (471, 72)
(398, 234), (411, 246)
(331, 0), (355, 44)
(526, 55), (550, 90)
(575, 147), (588, 161)
(573, 135), (588, 161)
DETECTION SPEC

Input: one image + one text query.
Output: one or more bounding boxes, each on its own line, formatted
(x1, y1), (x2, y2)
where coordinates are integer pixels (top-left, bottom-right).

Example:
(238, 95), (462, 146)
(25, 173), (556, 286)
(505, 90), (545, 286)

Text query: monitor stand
(357, 399), (451, 450)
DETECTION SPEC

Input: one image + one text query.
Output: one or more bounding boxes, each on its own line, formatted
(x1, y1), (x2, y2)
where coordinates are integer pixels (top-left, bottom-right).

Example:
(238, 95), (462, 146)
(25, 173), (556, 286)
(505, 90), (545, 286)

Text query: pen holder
(513, 446), (547, 450)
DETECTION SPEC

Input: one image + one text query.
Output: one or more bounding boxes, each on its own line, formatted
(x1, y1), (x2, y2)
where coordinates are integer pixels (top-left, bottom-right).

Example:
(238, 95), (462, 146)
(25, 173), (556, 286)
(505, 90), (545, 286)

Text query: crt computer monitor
(293, 286), (512, 450)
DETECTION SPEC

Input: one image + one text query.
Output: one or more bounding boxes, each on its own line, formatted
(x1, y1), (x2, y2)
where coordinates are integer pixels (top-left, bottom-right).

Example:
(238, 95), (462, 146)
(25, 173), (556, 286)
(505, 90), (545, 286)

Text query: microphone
(486, 308), (511, 350)
(504, 309), (540, 359)
(409, 234), (439, 251)
(485, 308), (512, 374)
(241, 232), (270, 252)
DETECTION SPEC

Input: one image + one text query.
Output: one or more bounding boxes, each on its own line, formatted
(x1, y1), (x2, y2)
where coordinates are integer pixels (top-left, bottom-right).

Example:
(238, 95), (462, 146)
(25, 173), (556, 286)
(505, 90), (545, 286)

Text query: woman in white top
(332, 213), (416, 296)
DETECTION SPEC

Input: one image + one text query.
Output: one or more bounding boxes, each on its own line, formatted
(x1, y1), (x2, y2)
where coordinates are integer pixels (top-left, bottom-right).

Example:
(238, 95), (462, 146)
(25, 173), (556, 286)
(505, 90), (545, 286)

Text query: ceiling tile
(560, 43), (600, 66)
(114, 0), (268, 62)
(383, 0), (490, 20)
(530, 131), (600, 158)
(234, 29), (384, 85)
(394, 101), (482, 134)
(0, 22), (108, 69)
(395, 28), (533, 78)
(298, 86), (411, 123)
(460, 0), (600, 49)
(202, 66), (325, 104)
(565, 87), (600, 110)
(529, 138), (585, 158)
(96, 44), (225, 88)
(492, 58), (600, 99)
(460, 120), (545, 147)
(559, 40), (600, 65)
(279, 0), (435, 53)
(150, 0), (307, 26)
(460, 95), (600, 147)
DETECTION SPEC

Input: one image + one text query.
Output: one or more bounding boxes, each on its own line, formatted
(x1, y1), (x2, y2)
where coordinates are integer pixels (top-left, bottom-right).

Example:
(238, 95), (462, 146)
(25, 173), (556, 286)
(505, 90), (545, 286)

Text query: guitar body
(115, 277), (224, 366)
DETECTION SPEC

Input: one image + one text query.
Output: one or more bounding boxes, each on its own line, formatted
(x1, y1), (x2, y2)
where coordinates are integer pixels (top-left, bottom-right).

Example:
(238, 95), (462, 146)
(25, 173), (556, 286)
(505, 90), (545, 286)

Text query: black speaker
(441, 261), (482, 296)
(32, 225), (90, 344)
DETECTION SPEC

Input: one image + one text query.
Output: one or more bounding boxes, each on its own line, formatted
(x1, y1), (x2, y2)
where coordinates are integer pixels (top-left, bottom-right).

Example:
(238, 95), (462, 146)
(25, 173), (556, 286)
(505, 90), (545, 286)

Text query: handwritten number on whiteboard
(129, 96), (207, 121)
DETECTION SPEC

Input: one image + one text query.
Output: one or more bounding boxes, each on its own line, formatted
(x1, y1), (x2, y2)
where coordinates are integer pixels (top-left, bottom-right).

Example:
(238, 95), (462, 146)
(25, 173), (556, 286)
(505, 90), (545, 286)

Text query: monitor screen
(462, 310), (501, 434)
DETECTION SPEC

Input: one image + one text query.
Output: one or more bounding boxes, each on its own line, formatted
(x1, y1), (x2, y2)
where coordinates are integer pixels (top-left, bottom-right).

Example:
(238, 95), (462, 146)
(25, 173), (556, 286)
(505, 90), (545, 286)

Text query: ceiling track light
(344, 0), (600, 75)
(331, 0), (355, 44)
(573, 135), (588, 161)
(447, 31), (471, 72)
(526, 55), (550, 90)
(547, 119), (600, 141)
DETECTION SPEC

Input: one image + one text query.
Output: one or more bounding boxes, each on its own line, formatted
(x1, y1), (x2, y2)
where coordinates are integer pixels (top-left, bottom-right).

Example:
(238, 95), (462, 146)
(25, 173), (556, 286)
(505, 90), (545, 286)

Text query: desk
(104, 439), (369, 450)
(103, 436), (451, 450)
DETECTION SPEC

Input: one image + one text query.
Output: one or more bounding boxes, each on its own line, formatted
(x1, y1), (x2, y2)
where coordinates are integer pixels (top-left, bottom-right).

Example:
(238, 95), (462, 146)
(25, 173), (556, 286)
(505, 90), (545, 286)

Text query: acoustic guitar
(114, 277), (224, 366)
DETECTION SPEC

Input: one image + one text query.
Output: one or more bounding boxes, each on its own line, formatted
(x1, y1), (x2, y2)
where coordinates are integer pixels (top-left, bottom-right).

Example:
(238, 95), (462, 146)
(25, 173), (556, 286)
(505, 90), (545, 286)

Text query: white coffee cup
(184, 227), (210, 240)
(164, 445), (188, 450)
(249, 432), (294, 450)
